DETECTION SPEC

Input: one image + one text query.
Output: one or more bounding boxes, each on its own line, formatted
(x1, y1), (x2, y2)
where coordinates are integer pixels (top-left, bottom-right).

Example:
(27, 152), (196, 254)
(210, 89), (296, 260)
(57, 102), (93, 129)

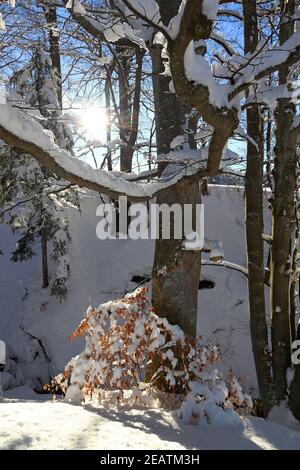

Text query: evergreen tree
(0, 46), (80, 302)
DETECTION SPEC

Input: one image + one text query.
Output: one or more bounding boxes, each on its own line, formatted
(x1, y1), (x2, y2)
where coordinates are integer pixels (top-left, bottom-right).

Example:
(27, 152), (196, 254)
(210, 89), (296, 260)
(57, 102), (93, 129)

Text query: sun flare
(79, 106), (107, 140)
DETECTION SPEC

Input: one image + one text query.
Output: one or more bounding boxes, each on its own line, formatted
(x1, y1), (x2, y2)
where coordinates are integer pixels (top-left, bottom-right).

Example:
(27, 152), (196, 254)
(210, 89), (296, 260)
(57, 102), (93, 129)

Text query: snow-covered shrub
(52, 288), (252, 422)
(179, 368), (253, 427)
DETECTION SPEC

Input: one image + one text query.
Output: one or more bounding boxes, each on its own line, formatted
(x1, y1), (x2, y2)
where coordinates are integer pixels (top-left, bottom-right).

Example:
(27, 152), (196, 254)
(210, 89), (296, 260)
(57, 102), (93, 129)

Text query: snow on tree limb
(3, 0), (300, 197)
(121, 0), (170, 39)
(61, 0), (144, 48)
(62, 0), (106, 38)
(201, 260), (249, 278)
(167, 0), (239, 175)
(229, 31), (300, 100)
(0, 103), (207, 201)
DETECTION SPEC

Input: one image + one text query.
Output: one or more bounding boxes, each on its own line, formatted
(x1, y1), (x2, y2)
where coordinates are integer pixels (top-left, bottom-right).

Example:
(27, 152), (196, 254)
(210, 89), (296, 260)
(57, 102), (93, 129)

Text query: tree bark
(271, 0), (296, 403)
(41, 227), (49, 289)
(44, 5), (62, 109)
(105, 77), (113, 171)
(243, 0), (275, 416)
(116, 47), (144, 174)
(150, 1), (201, 340)
(118, 48), (133, 173)
(151, 181), (201, 338)
(290, 218), (299, 343)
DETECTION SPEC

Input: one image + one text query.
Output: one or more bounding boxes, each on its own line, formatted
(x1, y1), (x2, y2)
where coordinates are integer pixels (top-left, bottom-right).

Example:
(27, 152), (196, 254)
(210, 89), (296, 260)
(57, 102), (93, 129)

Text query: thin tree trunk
(116, 47), (144, 175)
(105, 78), (112, 171)
(266, 109), (273, 190)
(290, 218), (298, 342)
(44, 6), (62, 109)
(271, 0), (296, 403)
(118, 48), (132, 173)
(243, 0), (275, 415)
(289, 364), (300, 420)
(127, 48), (144, 160)
(41, 227), (49, 289)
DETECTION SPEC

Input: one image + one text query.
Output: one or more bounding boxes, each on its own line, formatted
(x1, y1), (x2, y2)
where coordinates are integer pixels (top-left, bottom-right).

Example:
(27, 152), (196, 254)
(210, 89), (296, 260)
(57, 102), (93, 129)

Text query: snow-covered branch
(229, 31), (300, 100)
(0, 103), (207, 201)
(121, 0), (170, 39)
(201, 260), (248, 278)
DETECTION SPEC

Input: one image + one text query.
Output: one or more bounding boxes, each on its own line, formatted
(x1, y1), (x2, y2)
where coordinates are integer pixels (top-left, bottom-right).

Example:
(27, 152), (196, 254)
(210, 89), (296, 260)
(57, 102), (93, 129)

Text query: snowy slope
(0, 186), (270, 393)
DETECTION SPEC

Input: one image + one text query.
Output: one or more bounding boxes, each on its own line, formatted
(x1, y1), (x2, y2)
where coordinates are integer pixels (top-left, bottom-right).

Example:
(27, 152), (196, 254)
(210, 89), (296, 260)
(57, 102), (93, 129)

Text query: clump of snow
(179, 368), (252, 427)
(0, 13), (6, 31)
(184, 231), (204, 251)
(103, 22), (146, 49)
(66, 0), (86, 15)
(170, 135), (186, 149)
(156, 265), (168, 277)
(64, 383), (83, 405)
(168, 0), (187, 39)
(180, 393), (242, 428)
(126, 0), (161, 25)
(184, 41), (230, 109)
(202, 0), (219, 20)
(184, 237), (224, 261)
(204, 239), (224, 261)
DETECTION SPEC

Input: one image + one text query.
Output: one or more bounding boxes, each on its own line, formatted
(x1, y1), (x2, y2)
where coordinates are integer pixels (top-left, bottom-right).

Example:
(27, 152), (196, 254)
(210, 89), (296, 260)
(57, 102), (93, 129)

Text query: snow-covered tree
(2, 0), (300, 421)
(0, 46), (79, 301)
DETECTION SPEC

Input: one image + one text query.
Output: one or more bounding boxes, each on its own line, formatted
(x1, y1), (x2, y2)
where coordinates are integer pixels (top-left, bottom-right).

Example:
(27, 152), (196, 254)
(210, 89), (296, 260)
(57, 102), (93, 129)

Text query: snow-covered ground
(2, 185), (298, 450)
(1, 387), (300, 450)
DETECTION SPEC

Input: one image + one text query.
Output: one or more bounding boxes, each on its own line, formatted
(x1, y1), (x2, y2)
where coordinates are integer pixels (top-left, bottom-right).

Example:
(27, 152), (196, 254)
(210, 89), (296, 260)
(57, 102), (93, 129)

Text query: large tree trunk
(151, 181), (201, 338)
(243, 0), (275, 416)
(271, 0), (296, 403)
(150, 1), (201, 339)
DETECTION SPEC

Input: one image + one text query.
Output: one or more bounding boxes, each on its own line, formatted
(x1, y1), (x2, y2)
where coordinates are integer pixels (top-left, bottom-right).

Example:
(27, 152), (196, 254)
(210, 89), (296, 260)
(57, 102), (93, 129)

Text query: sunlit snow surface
(1, 387), (300, 450)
